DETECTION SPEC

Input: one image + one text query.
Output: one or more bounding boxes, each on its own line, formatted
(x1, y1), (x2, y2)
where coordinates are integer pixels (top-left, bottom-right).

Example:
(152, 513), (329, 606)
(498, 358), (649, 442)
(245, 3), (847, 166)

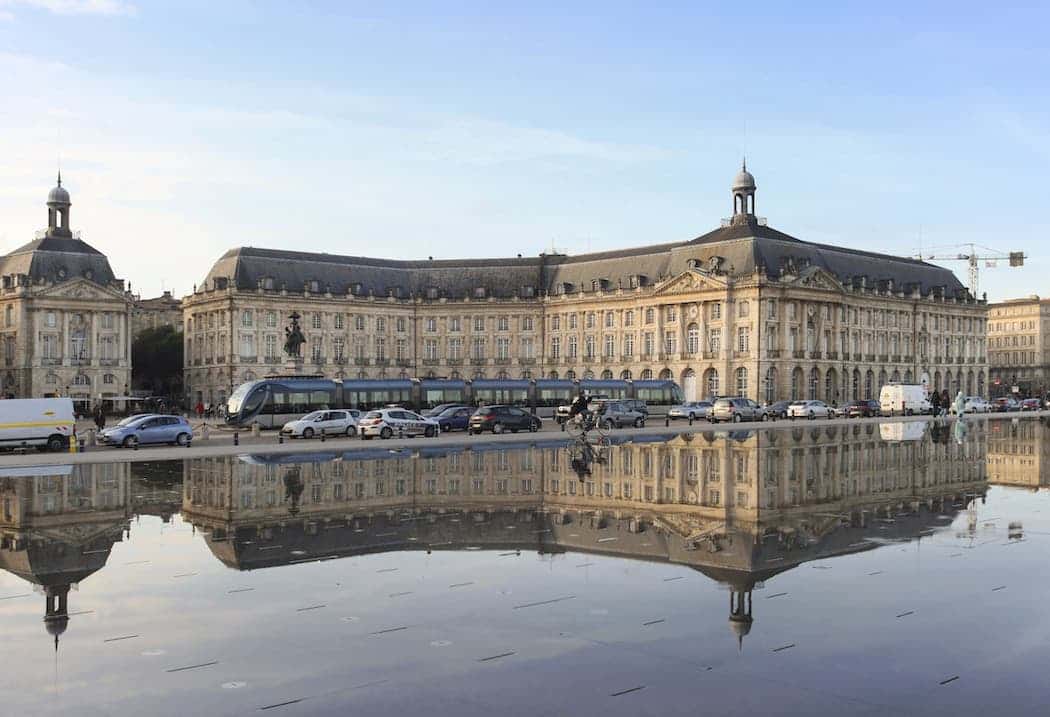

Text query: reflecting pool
(2, 418), (1049, 715)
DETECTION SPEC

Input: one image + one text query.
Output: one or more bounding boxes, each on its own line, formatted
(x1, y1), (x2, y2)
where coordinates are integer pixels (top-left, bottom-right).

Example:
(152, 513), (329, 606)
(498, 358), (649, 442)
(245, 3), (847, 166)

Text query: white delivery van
(879, 384), (931, 416)
(0, 397), (75, 452)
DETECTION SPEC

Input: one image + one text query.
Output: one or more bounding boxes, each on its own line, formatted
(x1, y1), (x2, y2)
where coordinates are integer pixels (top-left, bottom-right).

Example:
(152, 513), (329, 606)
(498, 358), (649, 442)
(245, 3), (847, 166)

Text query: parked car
(281, 409), (358, 438)
(101, 414), (193, 448)
(594, 401), (646, 429)
(359, 409), (439, 439)
(1021, 398), (1041, 411)
(469, 405), (541, 434)
(423, 403), (468, 418)
(668, 401), (713, 421)
(619, 399), (649, 416)
(957, 396), (992, 414)
(765, 400), (794, 419)
(846, 400), (880, 418)
(787, 400), (832, 420)
(710, 397), (770, 423)
(994, 397), (1020, 412)
(434, 405), (474, 432)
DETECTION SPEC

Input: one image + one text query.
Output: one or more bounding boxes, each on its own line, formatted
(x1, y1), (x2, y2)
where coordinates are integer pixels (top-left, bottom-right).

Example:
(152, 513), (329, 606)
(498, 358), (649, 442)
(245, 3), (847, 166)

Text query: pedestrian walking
(93, 403), (106, 432)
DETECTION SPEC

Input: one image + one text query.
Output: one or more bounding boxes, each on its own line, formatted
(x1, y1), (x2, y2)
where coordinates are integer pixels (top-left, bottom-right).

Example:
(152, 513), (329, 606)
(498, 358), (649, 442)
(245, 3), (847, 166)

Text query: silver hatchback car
(710, 397), (770, 423)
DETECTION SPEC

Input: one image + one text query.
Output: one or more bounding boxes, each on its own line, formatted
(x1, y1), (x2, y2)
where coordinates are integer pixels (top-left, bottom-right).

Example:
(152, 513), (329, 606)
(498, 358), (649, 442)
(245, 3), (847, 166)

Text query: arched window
(852, 369), (860, 400)
(565, 370), (576, 380)
(705, 369), (719, 397)
(791, 367), (803, 399)
(73, 373), (90, 386)
(497, 370), (509, 380)
(864, 370), (874, 399)
(824, 369), (835, 402)
(474, 370), (486, 380)
(809, 368), (819, 400)
(659, 368), (672, 380)
(46, 372), (58, 385)
(966, 371), (974, 395)
(977, 372), (985, 395)
(765, 367), (776, 403)
(878, 369), (887, 391)
(686, 323), (700, 354)
(450, 371), (460, 379)
(934, 371), (941, 392)
(548, 371), (559, 379)
(601, 369), (613, 379)
(891, 370), (900, 383)
(243, 371), (256, 382)
(904, 369), (913, 383)
(620, 369), (632, 380)
(640, 369), (653, 380)
(735, 367), (748, 396)
(584, 370), (594, 379)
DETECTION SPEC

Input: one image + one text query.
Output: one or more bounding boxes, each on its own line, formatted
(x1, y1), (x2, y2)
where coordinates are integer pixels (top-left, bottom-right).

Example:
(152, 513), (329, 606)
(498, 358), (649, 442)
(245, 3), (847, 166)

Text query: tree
(132, 325), (184, 398)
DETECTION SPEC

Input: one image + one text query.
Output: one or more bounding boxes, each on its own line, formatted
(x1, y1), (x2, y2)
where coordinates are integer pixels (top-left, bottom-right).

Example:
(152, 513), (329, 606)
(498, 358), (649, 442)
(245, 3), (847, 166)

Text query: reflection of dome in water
(728, 611), (753, 649)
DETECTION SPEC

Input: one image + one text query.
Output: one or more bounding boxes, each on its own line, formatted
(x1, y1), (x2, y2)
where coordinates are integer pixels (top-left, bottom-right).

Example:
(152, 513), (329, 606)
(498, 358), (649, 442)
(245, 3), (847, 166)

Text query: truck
(0, 397), (75, 452)
(878, 384), (931, 416)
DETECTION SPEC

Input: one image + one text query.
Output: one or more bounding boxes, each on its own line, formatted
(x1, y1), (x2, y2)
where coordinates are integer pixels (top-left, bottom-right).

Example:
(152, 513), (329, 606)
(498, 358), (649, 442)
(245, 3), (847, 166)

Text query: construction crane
(914, 243), (1025, 298)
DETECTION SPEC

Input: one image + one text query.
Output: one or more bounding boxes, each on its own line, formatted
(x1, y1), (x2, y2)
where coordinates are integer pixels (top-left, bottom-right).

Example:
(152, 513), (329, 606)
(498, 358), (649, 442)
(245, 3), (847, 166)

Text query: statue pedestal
(285, 358), (304, 375)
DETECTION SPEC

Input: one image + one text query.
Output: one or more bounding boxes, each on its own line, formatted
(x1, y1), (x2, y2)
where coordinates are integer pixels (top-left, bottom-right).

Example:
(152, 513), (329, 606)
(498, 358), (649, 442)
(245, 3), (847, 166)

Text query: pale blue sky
(0, 1), (1047, 300)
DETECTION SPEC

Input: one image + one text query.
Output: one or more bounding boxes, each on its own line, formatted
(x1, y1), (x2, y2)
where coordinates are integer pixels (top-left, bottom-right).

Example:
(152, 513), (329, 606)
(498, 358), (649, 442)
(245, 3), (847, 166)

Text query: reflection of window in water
(471, 478), (483, 493)
(568, 481), (576, 496)
(548, 450), (559, 471)
(622, 450), (633, 475)
(496, 479), (507, 494)
(644, 485), (653, 501)
(449, 478), (460, 494)
(641, 450), (652, 477)
(521, 479), (533, 493)
(496, 452), (509, 472)
(354, 482), (364, 499)
(520, 453), (533, 472)
(686, 453), (699, 479)
(396, 479), (406, 496)
(664, 486), (675, 502)
(708, 488), (720, 506)
(734, 452), (748, 483)
(737, 491), (748, 507)
(623, 482), (632, 498)
(425, 479), (437, 494)
(374, 480), (385, 496)
(471, 453), (485, 472)
(604, 482), (613, 497)
(585, 482), (594, 496)
(550, 479), (560, 494)
(311, 484), (322, 502)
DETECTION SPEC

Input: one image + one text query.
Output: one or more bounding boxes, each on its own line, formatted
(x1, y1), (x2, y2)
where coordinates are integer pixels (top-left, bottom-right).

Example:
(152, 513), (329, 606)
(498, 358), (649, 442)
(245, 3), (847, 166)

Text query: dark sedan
(846, 400), (880, 418)
(766, 400), (793, 419)
(468, 405), (541, 434)
(434, 406), (473, 432)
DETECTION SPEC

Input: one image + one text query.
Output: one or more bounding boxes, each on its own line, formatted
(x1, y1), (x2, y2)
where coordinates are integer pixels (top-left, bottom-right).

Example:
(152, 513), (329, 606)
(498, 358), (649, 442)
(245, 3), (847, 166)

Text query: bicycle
(565, 410), (610, 440)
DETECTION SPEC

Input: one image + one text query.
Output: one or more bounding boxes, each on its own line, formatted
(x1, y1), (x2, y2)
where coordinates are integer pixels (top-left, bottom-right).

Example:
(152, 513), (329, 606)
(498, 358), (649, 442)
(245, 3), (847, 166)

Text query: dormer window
(426, 287), (439, 300)
(262, 277), (275, 290)
(520, 286), (534, 298)
(351, 282), (363, 295)
(474, 287), (486, 299)
(308, 280), (320, 293)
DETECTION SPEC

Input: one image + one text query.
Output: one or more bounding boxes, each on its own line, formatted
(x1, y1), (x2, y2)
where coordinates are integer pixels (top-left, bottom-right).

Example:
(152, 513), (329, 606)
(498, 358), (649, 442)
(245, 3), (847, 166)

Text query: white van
(879, 384), (931, 416)
(0, 398), (75, 452)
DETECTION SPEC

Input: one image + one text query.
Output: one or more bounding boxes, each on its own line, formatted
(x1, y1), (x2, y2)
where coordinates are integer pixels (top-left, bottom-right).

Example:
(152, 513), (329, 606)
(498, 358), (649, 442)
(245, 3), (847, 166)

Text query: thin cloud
(0, 0), (135, 16)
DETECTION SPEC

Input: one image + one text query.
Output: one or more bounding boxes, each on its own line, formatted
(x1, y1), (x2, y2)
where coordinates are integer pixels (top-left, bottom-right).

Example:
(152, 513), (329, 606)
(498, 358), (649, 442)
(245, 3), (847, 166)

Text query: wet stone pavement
(1, 417), (1048, 716)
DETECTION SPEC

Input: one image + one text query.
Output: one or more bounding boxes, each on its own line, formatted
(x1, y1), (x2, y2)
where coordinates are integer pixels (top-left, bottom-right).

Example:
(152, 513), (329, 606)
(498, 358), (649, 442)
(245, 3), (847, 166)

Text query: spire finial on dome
(742, 157), (747, 172)
(57, 170), (62, 187)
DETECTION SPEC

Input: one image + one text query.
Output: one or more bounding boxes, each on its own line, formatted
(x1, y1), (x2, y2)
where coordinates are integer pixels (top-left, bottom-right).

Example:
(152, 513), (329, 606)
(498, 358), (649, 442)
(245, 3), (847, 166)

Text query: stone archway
(682, 368), (697, 402)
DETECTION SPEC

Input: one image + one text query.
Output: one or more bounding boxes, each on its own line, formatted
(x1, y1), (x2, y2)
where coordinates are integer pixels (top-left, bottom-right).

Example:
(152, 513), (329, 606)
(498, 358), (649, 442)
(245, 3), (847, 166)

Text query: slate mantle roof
(0, 234), (118, 286)
(197, 216), (969, 300)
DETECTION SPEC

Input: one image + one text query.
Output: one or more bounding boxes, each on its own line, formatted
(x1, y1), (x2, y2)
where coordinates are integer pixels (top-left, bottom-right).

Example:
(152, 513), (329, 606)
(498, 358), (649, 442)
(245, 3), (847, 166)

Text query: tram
(226, 376), (683, 428)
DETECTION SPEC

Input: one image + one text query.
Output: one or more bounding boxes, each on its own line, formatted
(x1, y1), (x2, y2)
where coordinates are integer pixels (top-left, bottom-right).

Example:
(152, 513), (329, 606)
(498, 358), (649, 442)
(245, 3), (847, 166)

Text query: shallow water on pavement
(1, 417), (1048, 716)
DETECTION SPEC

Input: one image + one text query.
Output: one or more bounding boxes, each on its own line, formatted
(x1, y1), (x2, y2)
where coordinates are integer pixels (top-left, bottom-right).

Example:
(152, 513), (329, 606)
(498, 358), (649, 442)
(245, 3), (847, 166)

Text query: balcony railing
(238, 356), (257, 363)
(354, 357), (371, 366)
(447, 358), (463, 366)
(703, 351), (719, 360)
(809, 351), (822, 360)
(519, 358), (536, 365)
(471, 357), (488, 365)
(100, 358), (119, 366)
(374, 358), (390, 367)
(495, 357), (512, 365)
(396, 359), (413, 368)
(422, 358), (440, 366)
(826, 351), (838, 360)
(864, 354), (875, 362)
(766, 349), (780, 359)
(792, 350), (805, 359)
(877, 354), (888, 363)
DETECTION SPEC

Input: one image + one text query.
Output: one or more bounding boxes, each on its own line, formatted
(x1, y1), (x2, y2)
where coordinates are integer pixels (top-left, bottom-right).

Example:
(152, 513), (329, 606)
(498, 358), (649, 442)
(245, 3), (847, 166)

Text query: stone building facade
(131, 290), (182, 339)
(183, 166), (987, 408)
(986, 295), (1050, 397)
(0, 176), (132, 408)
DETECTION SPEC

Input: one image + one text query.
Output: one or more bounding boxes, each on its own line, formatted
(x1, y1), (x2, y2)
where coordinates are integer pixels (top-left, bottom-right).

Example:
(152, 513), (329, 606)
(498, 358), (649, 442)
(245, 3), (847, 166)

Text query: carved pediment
(36, 279), (124, 302)
(782, 266), (844, 293)
(652, 270), (727, 296)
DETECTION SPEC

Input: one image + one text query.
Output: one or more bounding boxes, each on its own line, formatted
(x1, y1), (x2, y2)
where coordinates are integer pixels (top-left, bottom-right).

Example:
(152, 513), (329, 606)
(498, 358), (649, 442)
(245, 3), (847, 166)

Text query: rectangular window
(522, 316), (534, 331)
(426, 318), (437, 332)
(474, 317), (485, 332)
(710, 303), (721, 320)
(498, 317), (509, 332)
(241, 310), (252, 327)
(450, 317), (461, 332)
(623, 333), (634, 357)
(425, 339), (438, 360)
(396, 317), (406, 333)
(268, 311), (278, 328)
(240, 333), (255, 357)
(496, 337), (511, 359)
(551, 315), (561, 331)
(624, 310), (634, 327)
(550, 336), (560, 359)
(449, 337), (463, 360)
(265, 335), (278, 361)
(312, 314), (322, 329)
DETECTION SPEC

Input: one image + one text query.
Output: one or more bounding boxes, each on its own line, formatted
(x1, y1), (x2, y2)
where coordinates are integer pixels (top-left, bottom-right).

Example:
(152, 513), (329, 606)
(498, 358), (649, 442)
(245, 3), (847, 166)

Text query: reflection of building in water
(0, 464), (130, 649)
(986, 419), (1050, 489)
(183, 425), (987, 647)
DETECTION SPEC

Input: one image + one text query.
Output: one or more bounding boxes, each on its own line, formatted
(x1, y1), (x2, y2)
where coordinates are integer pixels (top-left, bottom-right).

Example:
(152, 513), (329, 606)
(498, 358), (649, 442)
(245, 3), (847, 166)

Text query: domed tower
(728, 588), (753, 650)
(43, 584), (70, 652)
(731, 160), (756, 224)
(46, 172), (72, 238)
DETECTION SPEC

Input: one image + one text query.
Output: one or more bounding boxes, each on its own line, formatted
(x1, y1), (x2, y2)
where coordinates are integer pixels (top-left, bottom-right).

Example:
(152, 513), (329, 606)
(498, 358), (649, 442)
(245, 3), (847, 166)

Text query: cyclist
(568, 391), (592, 421)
